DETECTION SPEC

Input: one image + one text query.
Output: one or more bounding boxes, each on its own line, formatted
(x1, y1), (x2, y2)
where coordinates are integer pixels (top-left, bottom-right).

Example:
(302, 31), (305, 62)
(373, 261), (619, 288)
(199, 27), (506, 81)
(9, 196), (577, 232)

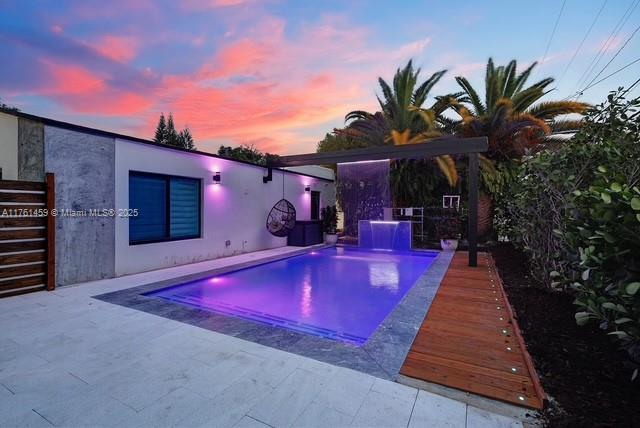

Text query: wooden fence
(0, 174), (55, 297)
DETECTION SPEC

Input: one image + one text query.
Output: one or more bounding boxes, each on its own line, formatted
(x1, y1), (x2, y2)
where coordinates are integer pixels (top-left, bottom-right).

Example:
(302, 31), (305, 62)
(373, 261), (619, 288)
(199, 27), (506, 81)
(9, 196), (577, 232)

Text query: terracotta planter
(478, 193), (494, 239)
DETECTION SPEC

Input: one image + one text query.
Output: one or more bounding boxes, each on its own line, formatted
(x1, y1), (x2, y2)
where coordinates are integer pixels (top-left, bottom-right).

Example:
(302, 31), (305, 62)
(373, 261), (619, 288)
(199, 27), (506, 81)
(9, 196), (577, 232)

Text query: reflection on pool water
(148, 246), (437, 345)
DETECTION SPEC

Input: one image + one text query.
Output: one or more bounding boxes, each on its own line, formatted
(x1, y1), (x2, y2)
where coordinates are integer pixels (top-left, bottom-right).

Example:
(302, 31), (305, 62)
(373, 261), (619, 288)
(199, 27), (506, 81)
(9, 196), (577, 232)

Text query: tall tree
(449, 58), (590, 237)
(452, 58), (589, 161)
(153, 113), (167, 145)
(178, 127), (195, 150)
(344, 60), (460, 186)
(166, 113), (179, 147)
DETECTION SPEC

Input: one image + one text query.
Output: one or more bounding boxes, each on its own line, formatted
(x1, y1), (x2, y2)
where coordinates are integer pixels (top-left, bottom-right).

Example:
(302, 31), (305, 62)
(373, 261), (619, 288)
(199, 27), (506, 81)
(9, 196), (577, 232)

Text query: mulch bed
(490, 244), (639, 428)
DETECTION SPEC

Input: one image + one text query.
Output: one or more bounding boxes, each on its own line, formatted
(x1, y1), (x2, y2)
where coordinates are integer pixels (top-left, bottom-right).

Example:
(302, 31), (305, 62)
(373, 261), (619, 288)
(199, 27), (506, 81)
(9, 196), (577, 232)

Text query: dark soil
(490, 244), (640, 428)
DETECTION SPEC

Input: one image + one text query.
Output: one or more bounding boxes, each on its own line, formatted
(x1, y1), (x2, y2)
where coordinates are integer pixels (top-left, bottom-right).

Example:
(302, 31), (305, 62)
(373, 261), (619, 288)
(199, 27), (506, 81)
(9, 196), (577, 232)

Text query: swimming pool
(148, 247), (437, 345)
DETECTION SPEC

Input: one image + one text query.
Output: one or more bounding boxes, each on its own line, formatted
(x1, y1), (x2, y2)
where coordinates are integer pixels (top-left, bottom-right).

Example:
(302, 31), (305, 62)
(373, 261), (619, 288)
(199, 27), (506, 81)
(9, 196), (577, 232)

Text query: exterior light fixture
(213, 172), (221, 184)
(304, 185), (311, 192)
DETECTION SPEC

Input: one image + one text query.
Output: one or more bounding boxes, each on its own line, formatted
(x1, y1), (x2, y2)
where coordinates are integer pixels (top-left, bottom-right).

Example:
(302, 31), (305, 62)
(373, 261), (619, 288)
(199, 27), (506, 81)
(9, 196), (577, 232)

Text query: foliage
(0, 97), (19, 112)
(178, 127), (195, 150)
(320, 205), (338, 234)
(452, 58), (589, 161)
(390, 159), (452, 207)
(344, 60), (461, 186)
(450, 58), (589, 199)
(566, 166), (640, 361)
(153, 113), (196, 150)
(435, 210), (461, 239)
(317, 132), (368, 153)
(217, 144), (278, 166)
(503, 89), (640, 359)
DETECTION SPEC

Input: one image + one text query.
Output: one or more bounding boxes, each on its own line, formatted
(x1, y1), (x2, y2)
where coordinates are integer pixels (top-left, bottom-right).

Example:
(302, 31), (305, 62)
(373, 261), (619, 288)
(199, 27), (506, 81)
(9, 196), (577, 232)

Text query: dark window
(311, 191), (320, 220)
(129, 172), (201, 244)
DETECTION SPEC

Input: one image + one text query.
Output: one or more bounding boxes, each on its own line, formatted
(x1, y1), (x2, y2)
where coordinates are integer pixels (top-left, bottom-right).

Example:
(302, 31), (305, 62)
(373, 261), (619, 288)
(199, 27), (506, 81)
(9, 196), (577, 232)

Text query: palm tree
(343, 60), (460, 186)
(450, 58), (590, 236)
(452, 58), (589, 162)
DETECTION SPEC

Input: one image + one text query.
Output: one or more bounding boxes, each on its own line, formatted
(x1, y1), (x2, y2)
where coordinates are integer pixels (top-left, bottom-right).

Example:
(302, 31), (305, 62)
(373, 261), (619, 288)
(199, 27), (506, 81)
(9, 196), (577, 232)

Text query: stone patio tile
(466, 406), (524, 428)
(177, 374), (274, 428)
(293, 400), (354, 428)
(122, 387), (210, 427)
(351, 387), (417, 428)
(182, 351), (264, 399)
(311, 367), (374, 416)
(247, 368), (327, 427)
(232, 416), (272, 428)
(33, 389), (137, 427)
(408, 390), (467, 428)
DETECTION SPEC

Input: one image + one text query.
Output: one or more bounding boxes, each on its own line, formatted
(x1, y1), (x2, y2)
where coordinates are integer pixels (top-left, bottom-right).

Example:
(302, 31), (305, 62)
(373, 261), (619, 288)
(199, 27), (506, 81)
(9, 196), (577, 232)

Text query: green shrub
(503, 89), (640, 360)
(565, 165), (640, 360)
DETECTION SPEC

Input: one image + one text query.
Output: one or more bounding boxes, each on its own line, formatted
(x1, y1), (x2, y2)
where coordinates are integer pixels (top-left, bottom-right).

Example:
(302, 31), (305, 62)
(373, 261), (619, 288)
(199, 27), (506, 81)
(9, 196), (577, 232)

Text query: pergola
(268, 136), (489, 267)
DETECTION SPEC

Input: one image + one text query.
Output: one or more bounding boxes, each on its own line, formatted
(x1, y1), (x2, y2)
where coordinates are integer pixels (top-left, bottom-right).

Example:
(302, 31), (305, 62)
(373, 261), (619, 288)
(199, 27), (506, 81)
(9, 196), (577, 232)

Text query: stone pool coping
(94, 246), (454, 380)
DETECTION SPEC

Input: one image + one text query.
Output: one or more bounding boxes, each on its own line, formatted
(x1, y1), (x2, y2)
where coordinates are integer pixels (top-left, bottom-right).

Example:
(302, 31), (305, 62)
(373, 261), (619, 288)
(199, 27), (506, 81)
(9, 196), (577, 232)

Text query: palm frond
(455, 77), (485, 115)
(526, 101), (590, 120)
(413, 69), (447, 106)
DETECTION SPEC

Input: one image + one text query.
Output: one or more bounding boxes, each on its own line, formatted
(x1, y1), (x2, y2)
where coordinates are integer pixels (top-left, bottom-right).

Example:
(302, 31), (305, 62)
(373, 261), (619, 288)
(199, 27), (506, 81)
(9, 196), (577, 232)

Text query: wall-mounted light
(212, 172), (221, 184)
(304, 185), (311, 192)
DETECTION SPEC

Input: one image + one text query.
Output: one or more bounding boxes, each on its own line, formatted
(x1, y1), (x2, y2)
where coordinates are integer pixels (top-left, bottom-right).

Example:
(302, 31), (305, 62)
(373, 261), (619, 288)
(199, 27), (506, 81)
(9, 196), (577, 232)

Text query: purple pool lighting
(148, 247), (437, 345)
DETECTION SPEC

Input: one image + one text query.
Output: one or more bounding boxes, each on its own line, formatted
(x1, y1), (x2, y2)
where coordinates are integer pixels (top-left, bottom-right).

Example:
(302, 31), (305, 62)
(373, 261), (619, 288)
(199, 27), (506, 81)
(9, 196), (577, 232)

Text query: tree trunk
(478, 193), (494, 239)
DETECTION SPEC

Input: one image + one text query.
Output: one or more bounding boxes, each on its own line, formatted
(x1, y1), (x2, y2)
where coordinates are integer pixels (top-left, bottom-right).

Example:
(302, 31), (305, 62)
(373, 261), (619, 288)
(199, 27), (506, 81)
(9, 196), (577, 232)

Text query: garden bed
(490, 244), (639, 427)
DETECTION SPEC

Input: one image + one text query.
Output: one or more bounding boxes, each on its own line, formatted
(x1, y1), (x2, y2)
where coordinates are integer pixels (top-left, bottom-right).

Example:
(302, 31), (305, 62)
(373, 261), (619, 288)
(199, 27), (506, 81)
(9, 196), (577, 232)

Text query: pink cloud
(41, 61), (150, 115)
(92, 35), (139, 63)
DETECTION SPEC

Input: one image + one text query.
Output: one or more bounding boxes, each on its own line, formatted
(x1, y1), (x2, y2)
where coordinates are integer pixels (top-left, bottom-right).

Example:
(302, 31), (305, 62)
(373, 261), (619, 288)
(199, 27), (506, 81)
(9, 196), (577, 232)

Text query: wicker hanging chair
(266, 198), (296, 237)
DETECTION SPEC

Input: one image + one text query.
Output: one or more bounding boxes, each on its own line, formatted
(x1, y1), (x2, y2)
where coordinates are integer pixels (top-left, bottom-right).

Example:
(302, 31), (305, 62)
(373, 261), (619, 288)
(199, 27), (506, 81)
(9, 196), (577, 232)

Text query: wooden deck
(400, 252), (545, 409)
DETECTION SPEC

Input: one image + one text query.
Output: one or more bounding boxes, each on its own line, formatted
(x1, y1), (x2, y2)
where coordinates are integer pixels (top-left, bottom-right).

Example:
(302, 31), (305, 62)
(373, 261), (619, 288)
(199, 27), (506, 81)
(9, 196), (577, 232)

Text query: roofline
(0, 107), (334, 183)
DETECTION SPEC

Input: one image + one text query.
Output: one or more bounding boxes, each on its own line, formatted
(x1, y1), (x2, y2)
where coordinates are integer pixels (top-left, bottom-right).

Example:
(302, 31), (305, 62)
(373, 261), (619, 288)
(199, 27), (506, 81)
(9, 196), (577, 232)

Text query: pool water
(148, 247), (437, 345)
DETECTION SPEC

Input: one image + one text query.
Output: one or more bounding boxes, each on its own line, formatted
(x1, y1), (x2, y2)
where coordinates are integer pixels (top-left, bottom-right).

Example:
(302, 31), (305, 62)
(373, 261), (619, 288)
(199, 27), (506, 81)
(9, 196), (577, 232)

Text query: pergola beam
(269, 137), (488, 167)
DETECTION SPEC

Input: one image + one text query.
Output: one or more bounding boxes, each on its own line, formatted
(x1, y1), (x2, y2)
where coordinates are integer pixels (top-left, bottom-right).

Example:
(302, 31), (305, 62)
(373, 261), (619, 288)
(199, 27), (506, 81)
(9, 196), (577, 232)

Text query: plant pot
(440, 239), (458, 251)
(325, 233), (338, 245)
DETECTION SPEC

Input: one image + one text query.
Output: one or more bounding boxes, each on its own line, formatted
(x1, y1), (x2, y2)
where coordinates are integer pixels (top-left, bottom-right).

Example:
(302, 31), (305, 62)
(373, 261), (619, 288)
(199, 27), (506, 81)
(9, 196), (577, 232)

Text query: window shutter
(170, 177), (200, 239)
(129, 174), (168, 243)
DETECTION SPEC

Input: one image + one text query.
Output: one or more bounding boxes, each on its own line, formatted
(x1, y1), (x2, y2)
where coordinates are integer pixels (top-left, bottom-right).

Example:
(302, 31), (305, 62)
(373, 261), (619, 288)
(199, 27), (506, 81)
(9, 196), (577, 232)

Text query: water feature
(358, 220), (412, 251)
(337, 160), (391, 237)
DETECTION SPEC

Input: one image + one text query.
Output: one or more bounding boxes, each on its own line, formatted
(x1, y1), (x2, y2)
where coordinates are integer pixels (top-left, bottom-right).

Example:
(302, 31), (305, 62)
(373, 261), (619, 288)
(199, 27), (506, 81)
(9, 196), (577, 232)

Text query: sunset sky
(1, 0), (638, 155)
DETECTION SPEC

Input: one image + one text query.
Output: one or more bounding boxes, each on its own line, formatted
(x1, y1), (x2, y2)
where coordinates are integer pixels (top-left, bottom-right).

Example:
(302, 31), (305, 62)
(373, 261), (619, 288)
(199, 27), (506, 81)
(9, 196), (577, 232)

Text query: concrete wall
(44, 126), (116, 286)
(114, 138), (335, 276)
(18, 118), (44, 181)
(0, 112), (18, 180)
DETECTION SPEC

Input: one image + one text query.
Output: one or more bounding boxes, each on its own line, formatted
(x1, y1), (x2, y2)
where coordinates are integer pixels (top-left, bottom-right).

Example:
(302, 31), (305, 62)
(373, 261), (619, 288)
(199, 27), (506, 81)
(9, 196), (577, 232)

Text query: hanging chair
(266, 199), (296, 237)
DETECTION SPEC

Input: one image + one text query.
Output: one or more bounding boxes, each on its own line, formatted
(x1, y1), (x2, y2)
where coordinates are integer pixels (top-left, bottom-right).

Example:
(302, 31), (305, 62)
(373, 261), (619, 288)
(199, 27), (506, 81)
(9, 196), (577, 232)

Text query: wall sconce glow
(212, 172), (221, 184)
(304, 185), (311, 192)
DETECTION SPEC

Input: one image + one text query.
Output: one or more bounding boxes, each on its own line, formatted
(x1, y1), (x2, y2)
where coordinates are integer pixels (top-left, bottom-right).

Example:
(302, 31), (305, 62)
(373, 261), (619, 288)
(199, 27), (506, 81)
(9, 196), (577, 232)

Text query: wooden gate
(0, 174), (55, 297)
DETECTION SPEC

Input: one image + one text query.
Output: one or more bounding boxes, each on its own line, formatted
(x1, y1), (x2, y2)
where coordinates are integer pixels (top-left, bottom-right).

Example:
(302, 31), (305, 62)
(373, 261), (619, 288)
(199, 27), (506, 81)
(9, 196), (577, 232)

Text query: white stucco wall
(0, 112), (18, 180)
(114, 138), (335, 276)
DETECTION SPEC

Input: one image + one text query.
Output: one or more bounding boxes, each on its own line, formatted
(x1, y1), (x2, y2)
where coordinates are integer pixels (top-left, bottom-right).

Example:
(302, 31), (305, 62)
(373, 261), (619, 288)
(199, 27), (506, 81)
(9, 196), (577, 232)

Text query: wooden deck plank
(399, 252), (545, 410)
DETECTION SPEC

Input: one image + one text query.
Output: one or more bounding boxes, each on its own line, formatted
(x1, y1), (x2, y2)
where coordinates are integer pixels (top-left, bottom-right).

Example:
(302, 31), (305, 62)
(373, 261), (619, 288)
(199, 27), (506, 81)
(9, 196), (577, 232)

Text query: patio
(0, 246), (525, 428)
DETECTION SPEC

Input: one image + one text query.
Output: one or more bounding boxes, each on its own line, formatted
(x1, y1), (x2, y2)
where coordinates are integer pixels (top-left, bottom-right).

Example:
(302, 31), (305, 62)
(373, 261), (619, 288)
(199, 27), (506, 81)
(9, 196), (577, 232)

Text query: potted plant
(436, 213), (460, 251)
(321, 205), (338, 245)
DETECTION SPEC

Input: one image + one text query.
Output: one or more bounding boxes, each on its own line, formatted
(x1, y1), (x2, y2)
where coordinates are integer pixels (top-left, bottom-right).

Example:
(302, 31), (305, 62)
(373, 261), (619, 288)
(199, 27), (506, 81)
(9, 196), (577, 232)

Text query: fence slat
(0, 217), (47, 228)
(46, 173), (56, 291)
(0, 193), (45, 203)
(0, 241), (46, 253)
(0, 229), (46, 240)
(0, 264), (46, 279)
(0, 252), (46, 265)
(0, 180), (46, 191)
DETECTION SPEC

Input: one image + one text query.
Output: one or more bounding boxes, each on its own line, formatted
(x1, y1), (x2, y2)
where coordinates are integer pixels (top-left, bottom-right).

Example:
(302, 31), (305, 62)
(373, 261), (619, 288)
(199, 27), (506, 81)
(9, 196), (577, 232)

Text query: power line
(577, 56), (640, 94)
(540, 0), (567, 69)
(557, 0), (609, 85)
(582, 23), (640, 90)
(573, 0), (639, 93)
